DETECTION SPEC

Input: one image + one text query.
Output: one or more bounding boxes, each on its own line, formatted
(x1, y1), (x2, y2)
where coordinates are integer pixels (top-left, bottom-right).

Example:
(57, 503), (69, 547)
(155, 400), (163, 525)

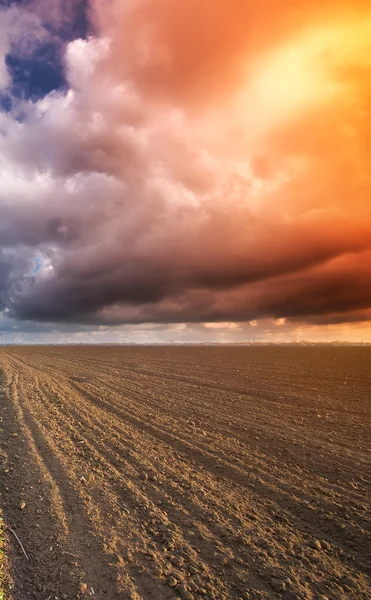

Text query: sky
(1, 0), (371, 344)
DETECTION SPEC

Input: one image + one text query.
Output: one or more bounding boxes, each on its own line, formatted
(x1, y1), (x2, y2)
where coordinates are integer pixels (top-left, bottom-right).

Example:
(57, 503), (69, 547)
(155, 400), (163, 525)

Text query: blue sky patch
(6, 45), (67, 100)
(2, 0), (90, 101)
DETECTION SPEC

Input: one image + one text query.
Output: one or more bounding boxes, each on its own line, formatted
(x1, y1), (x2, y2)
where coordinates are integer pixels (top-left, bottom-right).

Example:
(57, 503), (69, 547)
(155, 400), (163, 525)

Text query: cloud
(0, 3), (52, 82)
(1, 0), (371, 330)
(0, 56), (10, 92)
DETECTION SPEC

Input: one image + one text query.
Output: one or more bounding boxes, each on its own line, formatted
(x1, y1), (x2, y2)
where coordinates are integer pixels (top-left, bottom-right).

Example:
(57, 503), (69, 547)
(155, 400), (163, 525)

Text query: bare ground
(0, 345), (370, 600)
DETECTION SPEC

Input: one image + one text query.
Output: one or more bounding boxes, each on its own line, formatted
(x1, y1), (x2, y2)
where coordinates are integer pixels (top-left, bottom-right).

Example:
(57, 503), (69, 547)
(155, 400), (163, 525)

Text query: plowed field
(0, 346), (370, 600)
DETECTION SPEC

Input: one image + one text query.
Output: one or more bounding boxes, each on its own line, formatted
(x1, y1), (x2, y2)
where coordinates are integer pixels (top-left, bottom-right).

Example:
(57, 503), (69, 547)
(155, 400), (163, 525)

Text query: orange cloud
(91, 0), (370, 105)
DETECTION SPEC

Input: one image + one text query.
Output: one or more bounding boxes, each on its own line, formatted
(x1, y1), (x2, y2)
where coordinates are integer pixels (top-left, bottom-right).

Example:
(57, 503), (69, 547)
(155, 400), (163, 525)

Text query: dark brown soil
(0, 346), (370, 600)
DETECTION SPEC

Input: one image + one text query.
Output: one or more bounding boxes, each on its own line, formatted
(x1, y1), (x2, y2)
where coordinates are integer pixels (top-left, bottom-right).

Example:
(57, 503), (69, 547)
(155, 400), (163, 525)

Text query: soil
(0, 345), (370, 600)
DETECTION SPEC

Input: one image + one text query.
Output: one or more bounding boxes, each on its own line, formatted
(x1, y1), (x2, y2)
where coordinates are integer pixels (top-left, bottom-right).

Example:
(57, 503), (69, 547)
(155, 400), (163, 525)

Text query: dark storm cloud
(5, 203), (371, 325)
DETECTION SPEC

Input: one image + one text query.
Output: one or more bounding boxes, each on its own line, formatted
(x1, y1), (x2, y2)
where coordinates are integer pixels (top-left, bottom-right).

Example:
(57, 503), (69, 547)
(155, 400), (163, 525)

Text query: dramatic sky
(1, 0), (371, 343)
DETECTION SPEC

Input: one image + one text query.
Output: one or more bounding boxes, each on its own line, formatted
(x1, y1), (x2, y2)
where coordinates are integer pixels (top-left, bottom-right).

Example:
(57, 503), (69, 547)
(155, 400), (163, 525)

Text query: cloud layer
(1, 0), (371, 332)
